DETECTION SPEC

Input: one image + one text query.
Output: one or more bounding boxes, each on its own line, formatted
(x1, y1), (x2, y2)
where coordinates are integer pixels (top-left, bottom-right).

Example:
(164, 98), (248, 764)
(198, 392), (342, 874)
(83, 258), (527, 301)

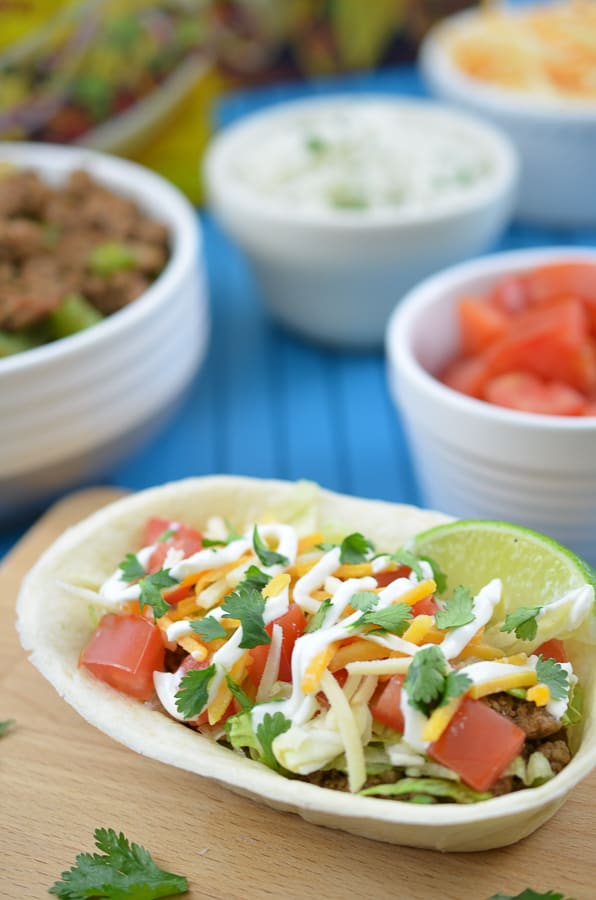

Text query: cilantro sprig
(339, 532), (375, 564)
(255, 711), (291, 771)
(305, 598), (333, 634)
(353, 602), (413, 637)
(190, 617), (227, 642)
(403, 645), (470, 717)
(487, 891), (572, 900)
(536, 655), (569, 701)
(118, 553), (145, 583)
(175, 664), (216, 720)
(435, 585), (475, 631)
(48, 827), (188, 898)
(221, 583), (270, 649)
(225, 675), (254, 711)
(500, 606), (542, 641)
(252, 526), (289, 568)
(0, 719), (14, 737)
(139, 569), (178, 619)
(241, 565), (271, 591)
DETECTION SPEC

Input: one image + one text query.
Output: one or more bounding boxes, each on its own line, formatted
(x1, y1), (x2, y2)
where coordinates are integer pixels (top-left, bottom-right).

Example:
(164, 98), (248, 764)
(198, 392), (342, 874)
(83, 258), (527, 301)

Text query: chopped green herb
(256, 711), (291, 771)
(138, 569), (178, 619)
(316, 541), (337, 553)
(222, 583), (270, 649)
(354, 601), (412, 636)
(225, 675), (254, 711)
(48, 827), (188, 899)
(252, 525), (289, 568)
(340, 532), (375, 565)
(190, 617), (227, 642)
(501, 606), (542, 641)
(387, 549), (425, 581)
(157, 528), (176, 543)
(202, 520), (242, 548)
(435, 585), (475, 630)
(175, 664), (216, 720)
(486, 891), (571, 900)
(403, 645), (470, 716)
(305, 135), (326, 154)
(118, 553), (145, 583)
(241, 565), (271, 591)
(0, 719), (15, 737)
(536, 655), (569, 701)
(350, 591), (379, 613)
(420, 554), (448, 594)
(305, 598), (333, 633)
(443, 670), (473, 706)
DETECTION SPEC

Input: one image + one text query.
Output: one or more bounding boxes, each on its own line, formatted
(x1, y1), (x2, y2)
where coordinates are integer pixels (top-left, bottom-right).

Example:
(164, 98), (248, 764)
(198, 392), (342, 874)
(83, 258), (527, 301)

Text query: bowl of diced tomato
(386, 247), (596, 565)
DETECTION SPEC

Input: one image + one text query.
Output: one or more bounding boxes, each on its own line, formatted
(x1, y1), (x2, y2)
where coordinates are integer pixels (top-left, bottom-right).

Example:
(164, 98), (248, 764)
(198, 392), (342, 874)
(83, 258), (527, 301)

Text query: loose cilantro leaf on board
(175, 664), (216, 719)
(403, 645), (469, 716)
(350, 591), (379, 613)
(225, 675), (254, 711)
(252, 526), (289, 568)
(256, 712), (291, 771)
(486, 891), (572, 900)
(48, 827), (188, 899)
(241, 565), (271, 591)
(305, 598), (333, 634)
(435, 586), (475, 630)
(190, 617), (227, 642)
(500, 606), (542, 641)
(118, 553), (145, 583)
(138, 569), (178, 619)
(339, 532), (375, 565)
(354, 602), (413, 636)
(536, 656), (569, 701)
(222, 584), (270, 649)
(0, 719), (15, 737)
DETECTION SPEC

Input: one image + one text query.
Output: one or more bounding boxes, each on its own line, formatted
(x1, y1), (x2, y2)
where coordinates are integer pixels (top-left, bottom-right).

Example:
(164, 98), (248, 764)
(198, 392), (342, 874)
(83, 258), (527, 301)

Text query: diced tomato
(428, 696), (525, 792)
(411, 595), (439, 617)
(441, 355), (488, 399)
(535, 638), (568, 664)
(80, 613), (165, 700)
(247, 603), (307, 687)
(369, 674), (405, 733)
(143, 517), (203, 575)
(375, 565), (411, 587)
(523, 262), (596, 308)
(488, 274), (529, 315)
(484, 372), (586, 416)
(458, 296), (509, 356)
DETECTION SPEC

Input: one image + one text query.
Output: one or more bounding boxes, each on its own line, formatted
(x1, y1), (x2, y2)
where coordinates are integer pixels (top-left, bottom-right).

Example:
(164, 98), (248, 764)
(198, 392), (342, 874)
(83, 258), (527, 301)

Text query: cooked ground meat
(0, 167), (169, 337)
(482, 692), (563, 740)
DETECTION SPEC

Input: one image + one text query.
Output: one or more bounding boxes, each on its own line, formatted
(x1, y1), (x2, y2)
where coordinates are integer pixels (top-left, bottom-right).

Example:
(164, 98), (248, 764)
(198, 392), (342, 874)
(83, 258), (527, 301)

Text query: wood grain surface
(1, 488), (595, 900)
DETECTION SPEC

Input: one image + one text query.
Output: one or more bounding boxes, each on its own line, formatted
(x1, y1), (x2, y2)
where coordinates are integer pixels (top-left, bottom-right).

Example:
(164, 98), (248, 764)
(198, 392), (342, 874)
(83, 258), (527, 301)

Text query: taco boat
(16, 476), (596, 851)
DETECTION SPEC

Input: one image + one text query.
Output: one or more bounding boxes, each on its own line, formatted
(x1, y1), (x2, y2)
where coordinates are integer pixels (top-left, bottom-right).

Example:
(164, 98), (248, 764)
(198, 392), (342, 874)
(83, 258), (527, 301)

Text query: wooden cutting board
(1, 488), (595, 900)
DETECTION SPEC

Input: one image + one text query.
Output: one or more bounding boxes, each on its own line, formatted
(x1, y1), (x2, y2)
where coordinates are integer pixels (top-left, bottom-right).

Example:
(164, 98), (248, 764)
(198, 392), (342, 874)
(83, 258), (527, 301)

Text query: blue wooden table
(2, 66), (596, 560)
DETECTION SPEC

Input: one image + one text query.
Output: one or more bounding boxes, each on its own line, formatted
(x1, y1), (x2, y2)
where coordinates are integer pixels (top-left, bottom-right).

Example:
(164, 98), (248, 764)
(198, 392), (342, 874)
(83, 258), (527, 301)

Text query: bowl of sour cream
(204, 95), (518, 349)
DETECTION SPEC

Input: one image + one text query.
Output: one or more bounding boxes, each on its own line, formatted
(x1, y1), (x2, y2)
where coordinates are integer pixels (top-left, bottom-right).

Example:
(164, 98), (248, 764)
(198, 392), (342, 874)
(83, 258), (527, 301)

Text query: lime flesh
(409, 520), (596, 609)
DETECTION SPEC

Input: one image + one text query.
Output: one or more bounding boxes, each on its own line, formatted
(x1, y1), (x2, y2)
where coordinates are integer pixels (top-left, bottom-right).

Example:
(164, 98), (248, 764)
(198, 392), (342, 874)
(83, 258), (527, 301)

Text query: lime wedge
(408, 521), (596, 645)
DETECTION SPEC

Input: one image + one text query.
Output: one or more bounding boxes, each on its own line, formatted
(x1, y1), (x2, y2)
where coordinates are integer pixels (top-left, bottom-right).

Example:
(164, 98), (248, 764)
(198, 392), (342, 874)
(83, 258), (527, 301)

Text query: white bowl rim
(421, 8), (596, 121)
(0, 142), (200, 376)
(386, 245), (596, 431)
(204, 92), (519, 231)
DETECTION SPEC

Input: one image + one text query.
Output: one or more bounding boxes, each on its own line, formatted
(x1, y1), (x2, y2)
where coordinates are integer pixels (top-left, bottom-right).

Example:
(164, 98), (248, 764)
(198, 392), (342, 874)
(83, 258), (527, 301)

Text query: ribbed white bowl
(386, 246), (596, 565)
(0, 143), (208, 520)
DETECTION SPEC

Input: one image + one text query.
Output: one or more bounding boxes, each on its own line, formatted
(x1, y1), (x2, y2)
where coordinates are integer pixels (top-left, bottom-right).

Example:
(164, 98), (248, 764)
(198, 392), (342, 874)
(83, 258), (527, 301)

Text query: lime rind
(407, 519), (596, 647)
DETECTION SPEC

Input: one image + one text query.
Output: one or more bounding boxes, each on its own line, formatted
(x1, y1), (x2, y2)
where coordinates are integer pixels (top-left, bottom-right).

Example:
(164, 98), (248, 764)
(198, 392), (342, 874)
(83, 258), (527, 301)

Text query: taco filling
(74, 513), (588, 804)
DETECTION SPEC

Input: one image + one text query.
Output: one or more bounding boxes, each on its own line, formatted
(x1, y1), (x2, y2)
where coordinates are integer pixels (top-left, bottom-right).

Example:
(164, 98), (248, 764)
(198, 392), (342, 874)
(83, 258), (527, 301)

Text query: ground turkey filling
(303, 693), (571, 798)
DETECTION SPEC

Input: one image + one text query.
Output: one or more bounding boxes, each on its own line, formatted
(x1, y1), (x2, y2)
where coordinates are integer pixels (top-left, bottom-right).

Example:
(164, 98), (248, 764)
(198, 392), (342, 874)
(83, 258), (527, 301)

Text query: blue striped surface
(2, 66), (596, 559)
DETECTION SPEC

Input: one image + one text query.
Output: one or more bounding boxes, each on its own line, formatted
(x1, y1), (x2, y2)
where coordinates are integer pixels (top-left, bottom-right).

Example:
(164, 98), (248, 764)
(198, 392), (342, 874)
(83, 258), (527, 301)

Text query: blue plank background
(2, 65), (596, 559)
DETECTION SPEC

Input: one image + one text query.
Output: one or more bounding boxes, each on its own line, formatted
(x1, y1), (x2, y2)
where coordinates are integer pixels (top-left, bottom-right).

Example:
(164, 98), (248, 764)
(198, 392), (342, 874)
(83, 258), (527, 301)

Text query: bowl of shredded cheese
(204, 95), (517, 349)
(420, 1), (596, 227)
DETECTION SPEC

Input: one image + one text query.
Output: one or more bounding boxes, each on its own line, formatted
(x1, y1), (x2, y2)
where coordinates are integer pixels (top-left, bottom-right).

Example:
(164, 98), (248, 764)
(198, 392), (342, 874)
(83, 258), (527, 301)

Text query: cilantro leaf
(305, 598), (333, 634)
(241, 565), (271, 591)
(190, 617), (227, 642)
(486, 891), (570, 900)
(118, 553), (145, 583)
(175, 664), (216, 719)
(48, 826), (188, 898)
(350, 591), (379, 612)
(420, 554), (447, 594)
(339, 532), (375, 565)
(442, 670), (472, 706)
(222, 583), (270, 649)
(252, 525), (289, 568)
(536, 655), (569, 701)
(256, 711), (291, 771)
(387, 549), (425, 581)
(316, 541), (337, 553)
(200, 537), (226, 548)
(0, 719), (14, 737)
(435, 585), (475, 630)
(354, 602), (412, 636)
(225, 675), (254, 711)
(138, 569), (178, 619)
(403, 645), (468, 716)
(202, 520), (242, 549)
(501, 606), (542, 641)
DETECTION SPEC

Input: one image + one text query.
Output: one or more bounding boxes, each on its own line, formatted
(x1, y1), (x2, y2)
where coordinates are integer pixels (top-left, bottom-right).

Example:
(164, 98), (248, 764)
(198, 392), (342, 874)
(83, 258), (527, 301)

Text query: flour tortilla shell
(16, 476), (596, 851)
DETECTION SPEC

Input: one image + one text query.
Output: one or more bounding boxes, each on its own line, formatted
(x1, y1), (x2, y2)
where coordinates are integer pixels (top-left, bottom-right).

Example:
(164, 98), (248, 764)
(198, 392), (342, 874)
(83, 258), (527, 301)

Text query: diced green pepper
(48, 293), (103, 339)
(0, 330), (44, 357)
(88, 241), (136, 277)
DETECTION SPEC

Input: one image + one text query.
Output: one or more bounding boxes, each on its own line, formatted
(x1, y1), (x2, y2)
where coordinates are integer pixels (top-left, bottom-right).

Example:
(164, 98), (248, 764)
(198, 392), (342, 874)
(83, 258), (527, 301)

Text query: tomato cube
(80, 614), (165, 700)
(369, 674), (405, 733)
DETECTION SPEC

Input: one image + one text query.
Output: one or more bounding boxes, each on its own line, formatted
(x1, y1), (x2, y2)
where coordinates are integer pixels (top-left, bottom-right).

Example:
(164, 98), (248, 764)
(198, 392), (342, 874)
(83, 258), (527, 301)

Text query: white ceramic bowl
(420, 9), (596, 227)
(386, 246), (596, 566)
(204, 95), (518, 349)
(0, 143), (208, 521)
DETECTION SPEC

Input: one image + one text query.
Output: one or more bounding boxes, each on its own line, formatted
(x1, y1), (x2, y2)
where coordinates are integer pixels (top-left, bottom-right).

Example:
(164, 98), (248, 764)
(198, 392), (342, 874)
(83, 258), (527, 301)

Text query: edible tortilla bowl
(16, 476), (596, 851)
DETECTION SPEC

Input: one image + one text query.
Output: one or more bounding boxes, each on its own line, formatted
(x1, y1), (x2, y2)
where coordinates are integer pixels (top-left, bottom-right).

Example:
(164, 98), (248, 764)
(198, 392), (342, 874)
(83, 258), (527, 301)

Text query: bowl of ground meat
(0, 143), (208, 521)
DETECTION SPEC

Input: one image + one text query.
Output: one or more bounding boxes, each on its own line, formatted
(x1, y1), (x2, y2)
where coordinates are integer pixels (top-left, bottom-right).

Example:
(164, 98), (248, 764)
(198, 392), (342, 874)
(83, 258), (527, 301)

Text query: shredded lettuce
(360, 777), (491, 803)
